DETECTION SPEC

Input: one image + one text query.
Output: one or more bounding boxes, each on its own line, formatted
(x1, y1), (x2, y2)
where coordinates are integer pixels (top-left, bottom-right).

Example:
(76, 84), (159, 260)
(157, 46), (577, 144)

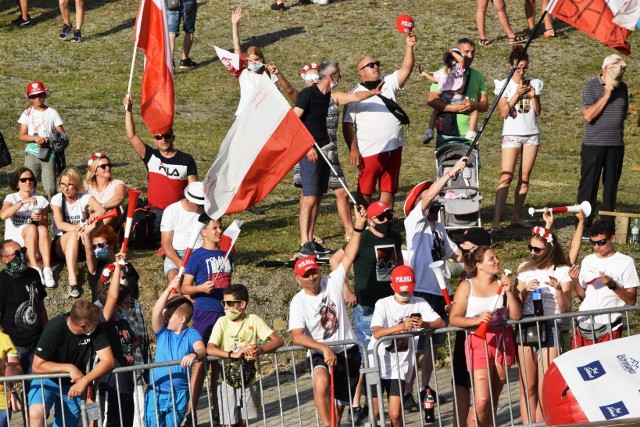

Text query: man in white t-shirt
(342, 32), (416, 208)
(571, 219), (638, 348)
(289, 205), (366, 426)
(160, 181), (205, 285)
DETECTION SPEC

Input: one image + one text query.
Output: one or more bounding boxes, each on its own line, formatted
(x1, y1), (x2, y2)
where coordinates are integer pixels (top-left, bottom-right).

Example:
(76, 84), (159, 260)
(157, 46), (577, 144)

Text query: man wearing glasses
(124, 95), (198, 232)
(570, 219), (638, 348)
(343, 32), (416, 208)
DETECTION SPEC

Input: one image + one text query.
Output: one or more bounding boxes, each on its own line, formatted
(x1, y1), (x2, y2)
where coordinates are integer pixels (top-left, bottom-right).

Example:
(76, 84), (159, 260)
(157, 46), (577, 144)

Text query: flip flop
(478, 38), (493, 47)
(509, 35), (527, 44)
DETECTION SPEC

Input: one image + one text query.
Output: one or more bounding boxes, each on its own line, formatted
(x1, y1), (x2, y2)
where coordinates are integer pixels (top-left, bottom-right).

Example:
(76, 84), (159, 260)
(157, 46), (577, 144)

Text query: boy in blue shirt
(144, 282), (206, 427)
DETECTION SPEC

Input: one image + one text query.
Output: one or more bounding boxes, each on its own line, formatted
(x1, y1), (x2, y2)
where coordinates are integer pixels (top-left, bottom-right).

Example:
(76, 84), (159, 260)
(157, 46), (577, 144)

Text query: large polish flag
(135, 0), (174, 135)
(548, 0), (632, 54)
(606, 0), (640, 29)
(203, 75), (315, 219)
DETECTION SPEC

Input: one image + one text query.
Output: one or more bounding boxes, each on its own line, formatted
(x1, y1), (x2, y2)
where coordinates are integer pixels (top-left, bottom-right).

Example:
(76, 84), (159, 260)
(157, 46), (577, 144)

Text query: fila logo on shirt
(159, 165), (182, 177)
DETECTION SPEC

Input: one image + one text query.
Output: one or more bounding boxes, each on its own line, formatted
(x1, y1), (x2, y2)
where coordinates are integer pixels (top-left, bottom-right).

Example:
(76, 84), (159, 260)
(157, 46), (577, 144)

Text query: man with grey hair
(293, 60), (382, 256)
(576, 54), (628, 233)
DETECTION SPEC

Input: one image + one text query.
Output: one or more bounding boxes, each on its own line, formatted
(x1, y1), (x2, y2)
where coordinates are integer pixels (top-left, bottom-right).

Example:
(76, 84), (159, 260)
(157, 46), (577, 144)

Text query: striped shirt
(581, 76), (627, 147)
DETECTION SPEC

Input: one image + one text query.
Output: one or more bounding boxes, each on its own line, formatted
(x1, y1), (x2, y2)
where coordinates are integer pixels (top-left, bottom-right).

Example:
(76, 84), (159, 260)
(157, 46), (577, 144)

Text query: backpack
(120, 199), (157, 249)
(0, 131), (12, 168)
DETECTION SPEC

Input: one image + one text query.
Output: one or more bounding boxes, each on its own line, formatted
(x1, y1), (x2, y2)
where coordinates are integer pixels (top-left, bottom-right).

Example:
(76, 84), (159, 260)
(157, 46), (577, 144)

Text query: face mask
(247, 63), (264, 72)
(225, 309), (242, 321)
(5, 250), (27, 278)
(94, 246), (111, 261)
(330, 81), (339, 89)
(395, 293), (411, 302)
(84, 326), (97, 336)
(373, 221), (391, 235)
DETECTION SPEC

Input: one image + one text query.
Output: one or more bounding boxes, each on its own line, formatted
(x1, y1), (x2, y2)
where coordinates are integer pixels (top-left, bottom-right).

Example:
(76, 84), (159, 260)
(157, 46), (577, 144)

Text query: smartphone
(411, 313), (422, 318)
(418, 64), (423, 74)
(522, 79), (531, 86)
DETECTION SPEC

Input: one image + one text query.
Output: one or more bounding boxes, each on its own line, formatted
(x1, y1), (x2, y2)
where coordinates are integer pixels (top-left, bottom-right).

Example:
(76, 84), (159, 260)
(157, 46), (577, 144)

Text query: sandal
(508, 35), (527, 44)
(543, 28), (556, 38)
(478, 38), (493, 46)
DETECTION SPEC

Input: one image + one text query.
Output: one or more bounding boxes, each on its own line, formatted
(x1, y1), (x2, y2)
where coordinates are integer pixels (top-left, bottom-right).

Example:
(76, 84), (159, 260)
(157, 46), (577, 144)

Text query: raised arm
(151, 281), (177, 333)
(569, 210), (585, 266)
(339, 205), (367, 272)
(396, 33), (416, 87)
(123, 95), (147, 159)
(231, 7), (242, 55)
(419, 157), (467, 212)
(103, 256), (125, 322)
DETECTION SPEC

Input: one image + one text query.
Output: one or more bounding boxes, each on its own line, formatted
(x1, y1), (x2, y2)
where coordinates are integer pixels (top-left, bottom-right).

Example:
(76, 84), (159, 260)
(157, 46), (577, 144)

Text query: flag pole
(314, 142), (359, 207)
(126, 0), (145, 97)
(454, 10), (549, 177)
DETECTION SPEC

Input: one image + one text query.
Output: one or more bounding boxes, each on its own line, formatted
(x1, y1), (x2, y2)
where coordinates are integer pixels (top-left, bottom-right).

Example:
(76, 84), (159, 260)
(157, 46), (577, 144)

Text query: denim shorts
(167, 0), (197, 36)
(353, 304), (374, 361)
(163, 249), (186, 275)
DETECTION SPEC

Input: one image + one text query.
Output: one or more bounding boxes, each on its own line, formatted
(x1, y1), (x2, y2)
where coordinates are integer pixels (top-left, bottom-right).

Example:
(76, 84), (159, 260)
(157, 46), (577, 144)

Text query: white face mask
(330, 81), (339, 89)
(394, 293), (411, 302)
(225, 309), (242, 321)
(248, 62), (264, 72)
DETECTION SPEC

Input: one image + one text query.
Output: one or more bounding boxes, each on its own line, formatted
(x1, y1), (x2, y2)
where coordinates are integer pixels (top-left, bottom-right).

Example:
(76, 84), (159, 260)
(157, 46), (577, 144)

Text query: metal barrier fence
(2, 305), (640, 427)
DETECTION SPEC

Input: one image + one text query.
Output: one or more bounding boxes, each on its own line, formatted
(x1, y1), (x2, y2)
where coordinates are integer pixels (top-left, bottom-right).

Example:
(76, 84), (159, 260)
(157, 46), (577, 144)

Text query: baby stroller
(433, 139), (482, 230)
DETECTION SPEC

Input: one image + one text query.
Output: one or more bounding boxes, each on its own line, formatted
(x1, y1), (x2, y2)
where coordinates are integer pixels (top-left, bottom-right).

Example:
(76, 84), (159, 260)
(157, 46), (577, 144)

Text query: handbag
(359, 82), (410, 125)
(577, 319), (620, 341)
(223, 359), (257, 388)
(516, 323), (547, 346)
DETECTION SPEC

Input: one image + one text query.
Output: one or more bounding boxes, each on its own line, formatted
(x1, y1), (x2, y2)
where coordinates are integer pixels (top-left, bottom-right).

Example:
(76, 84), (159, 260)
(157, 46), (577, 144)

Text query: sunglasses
(97, 163), (112, 170)
(92, 242), (108, 250)
(376, 212), (394, 221)
(221, 300), (243, 307)
(589, 237), (610, 246)
(60, 183), (76, 189)
(4, 247), (27, 258)
(528, 244), (544, 254)
(154, 133), (173, 140)
(360, 61), (381, 70)
(19, 177), (36, 183)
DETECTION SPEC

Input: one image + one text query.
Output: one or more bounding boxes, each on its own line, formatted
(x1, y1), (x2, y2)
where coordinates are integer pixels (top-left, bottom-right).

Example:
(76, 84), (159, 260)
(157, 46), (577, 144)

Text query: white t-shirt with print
(51, 192), (91, 236)
(368, 295), (440, 379)
(517, 264), (571, 315)
(494, 78), (542, 136)
(288, 264), (356, 353)
(160, 200), (204, 251)
(236, 70), (278, 116)
(18, 107), (64, 156)
(343, 71), (405, 157)
(3, 193), (49, 245)
(404, 204), (458, 295)
(578, 252), (639, 324)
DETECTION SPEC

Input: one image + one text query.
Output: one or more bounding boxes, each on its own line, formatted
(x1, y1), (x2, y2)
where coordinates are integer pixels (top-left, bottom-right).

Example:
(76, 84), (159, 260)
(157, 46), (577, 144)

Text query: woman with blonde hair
(84, 152), (126, 226)
(51, 167), (105, 298)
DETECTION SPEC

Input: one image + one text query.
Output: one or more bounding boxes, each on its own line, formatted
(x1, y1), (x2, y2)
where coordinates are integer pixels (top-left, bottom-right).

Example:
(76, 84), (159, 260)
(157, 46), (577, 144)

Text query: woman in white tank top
(450, 247), (521, 427)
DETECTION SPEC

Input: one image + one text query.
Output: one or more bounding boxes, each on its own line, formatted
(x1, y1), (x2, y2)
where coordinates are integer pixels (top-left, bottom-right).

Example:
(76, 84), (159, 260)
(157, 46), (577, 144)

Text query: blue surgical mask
(247, 63), (264, 72)
(94, 246), (111, 260)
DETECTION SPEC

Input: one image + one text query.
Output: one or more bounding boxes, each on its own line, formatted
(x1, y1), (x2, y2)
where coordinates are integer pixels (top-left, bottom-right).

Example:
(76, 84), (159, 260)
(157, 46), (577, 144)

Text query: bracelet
(190, 351), (198, 358)
(353, 227), (365, 233)
(607, 281), (617, 290)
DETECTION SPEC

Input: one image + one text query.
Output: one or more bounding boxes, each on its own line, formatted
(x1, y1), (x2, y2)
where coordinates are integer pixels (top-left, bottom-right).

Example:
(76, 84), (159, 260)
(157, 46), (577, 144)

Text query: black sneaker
(71, 29), (83, 42)
(59, 24), (72, 39)
(403, 393), (419, 412)
(354, 405), (368, 425)
(179, 58), (197, 69)
(298, 241), (316, 257)
(181, 413), (197, 427)
(312, 240), (330, 255)
(16, 15), (32, 27)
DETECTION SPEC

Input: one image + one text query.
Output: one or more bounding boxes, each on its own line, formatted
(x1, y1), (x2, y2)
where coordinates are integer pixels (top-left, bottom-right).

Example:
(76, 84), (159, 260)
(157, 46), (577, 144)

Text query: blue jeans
(167, 0), (197, 36)
(353, 305), (374, 361)
(15, 346), (34, 393)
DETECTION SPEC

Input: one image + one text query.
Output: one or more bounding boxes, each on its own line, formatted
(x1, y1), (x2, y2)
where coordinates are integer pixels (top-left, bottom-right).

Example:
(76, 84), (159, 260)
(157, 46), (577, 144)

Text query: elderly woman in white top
(51, 166), (105, 298)
(0, 167), (55, 287)
(84, 152), (126, 226)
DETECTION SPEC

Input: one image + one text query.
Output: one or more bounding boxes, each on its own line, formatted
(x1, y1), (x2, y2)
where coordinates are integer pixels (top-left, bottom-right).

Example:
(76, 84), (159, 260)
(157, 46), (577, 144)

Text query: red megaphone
(121, 189), (142, 254)
(93, 208), (119, 222)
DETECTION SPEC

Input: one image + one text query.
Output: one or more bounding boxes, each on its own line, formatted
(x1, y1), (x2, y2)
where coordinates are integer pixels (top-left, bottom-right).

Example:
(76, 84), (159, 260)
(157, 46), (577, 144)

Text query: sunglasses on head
(221, 300), (243, 307)
(360, 61), (381, 70)
(154, 133), (173, 140)
(19, 177), (36, 183)
(97, 163), (112, 170)
(527, 244), (544, 254)
(92, 242), (108, 250)
(589, 237), (610, 246)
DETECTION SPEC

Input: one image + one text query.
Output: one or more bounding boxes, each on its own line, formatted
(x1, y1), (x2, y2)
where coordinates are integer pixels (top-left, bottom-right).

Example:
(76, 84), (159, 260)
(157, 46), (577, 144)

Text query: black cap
(463, 227), (492, 247)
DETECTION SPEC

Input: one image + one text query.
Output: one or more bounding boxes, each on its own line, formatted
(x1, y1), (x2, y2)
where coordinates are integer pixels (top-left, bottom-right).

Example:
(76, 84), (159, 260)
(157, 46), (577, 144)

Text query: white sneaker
(465, 130), (477, 141)
(43, 267), (56, 288)
(423, 128), (434, 144)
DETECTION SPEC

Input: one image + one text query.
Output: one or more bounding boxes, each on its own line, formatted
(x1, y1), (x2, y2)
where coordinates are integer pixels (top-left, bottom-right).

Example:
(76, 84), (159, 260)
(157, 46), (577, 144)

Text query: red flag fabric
(203, 75), (315, 219)
(548, 0), (632, 55)
(135, 0), (174, 135)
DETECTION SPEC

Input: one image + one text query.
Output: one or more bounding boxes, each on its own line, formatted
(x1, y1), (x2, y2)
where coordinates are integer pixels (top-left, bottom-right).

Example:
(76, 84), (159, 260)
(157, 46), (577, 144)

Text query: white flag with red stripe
(203, 75), (315, 219)
(134, 0), (174, 135)
(214, 46), (246, 78)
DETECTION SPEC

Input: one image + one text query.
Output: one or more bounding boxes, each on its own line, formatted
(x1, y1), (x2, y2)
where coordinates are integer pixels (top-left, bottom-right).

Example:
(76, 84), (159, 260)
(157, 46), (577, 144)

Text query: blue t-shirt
(151, 326), (202, 392)
(184, 247), (233, 312)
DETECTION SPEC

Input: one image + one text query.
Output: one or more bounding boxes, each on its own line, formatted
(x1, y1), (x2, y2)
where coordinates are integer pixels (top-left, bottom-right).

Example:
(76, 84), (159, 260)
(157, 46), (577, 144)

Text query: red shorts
(571, 326), (622, 349)
(466, 326), (516, 371)
(358, 147), (402, 196)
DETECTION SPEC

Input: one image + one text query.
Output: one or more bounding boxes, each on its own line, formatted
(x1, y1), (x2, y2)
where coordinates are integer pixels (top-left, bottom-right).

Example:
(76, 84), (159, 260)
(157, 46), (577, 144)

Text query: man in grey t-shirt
(576, 55), (628, 232)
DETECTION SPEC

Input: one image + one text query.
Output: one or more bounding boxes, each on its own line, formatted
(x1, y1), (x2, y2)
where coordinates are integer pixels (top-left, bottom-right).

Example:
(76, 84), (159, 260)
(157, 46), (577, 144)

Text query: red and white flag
(606, 0), (640, 30)
(203, 75), (315, 219)
(214, 46), (246, 78)
(548, 0), (632, 55)
(135, 0), (174, 135)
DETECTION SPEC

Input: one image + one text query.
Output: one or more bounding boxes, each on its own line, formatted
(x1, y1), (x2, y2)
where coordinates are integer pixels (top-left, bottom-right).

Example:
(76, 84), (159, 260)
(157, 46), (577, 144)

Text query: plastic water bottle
(631, 219), (639, 244)
(423, 388), (435, 423)
(532, 289), (544, 316)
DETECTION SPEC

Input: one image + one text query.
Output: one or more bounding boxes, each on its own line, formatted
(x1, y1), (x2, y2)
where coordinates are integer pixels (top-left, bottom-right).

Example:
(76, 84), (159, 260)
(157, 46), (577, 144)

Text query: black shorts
(311, 345), (360, 404)
(452, 330), (471, 389)
(300, 154), (330, 196)
(370, 378), (405, 398)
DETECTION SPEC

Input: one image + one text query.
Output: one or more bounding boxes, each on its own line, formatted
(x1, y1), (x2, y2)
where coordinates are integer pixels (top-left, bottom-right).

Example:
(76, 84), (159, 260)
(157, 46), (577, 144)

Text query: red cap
(403, 180), (433, 216)
(367, 200), (390, 219)
(26, 81), (49, 98)
(391, 265), (416, 293)
(396, 14), (415, 34)
(294, 256), (319, 276)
